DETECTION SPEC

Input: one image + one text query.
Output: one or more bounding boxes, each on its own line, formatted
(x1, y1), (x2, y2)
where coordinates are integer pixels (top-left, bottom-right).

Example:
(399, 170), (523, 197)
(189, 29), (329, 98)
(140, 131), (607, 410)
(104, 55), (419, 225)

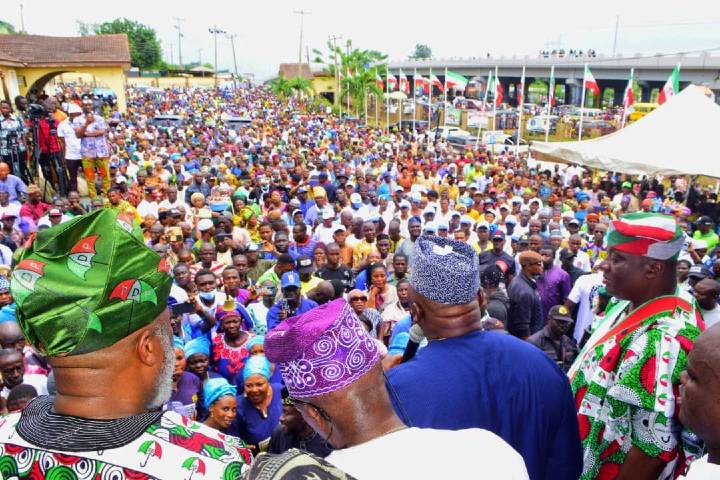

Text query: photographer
(32, 99), (68, 196)
(0, 99), (28, 181)
(265, 271), (318, 332)
(73, 97), (110, 198)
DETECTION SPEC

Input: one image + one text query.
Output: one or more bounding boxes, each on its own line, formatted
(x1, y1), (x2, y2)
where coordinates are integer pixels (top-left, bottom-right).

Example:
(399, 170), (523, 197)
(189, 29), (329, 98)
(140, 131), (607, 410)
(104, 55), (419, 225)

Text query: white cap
(460, 215), (474, 225)
(511, 197), (522, 204)
(68, 103), (82, 114)
(115, 175), (128, 184)
(197, 219), (213, 232)
(399, 200), (411, 209)
(476, 221), (490, 230)
(423, 206), (436, 215)
(350, 193), (362, 204)
(436, 221), (449, 230)
(505, 215), (517, 224)
(333, 225), (346, 233)
(322, 208), (336, 220)
(423, 222), (437, 233)
(458, 181), (467, 187)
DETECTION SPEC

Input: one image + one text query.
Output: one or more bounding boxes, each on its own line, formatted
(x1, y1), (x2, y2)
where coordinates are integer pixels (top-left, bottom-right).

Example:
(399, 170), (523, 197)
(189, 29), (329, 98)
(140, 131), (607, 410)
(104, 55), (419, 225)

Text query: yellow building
(0, 34), (131, 112)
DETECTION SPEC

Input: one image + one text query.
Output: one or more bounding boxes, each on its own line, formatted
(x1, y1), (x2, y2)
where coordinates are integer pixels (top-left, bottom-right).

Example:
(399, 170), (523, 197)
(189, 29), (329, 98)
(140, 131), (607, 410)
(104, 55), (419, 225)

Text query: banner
(467, 111), (489, 128)
(445, 107), (461, 126)
(482, 130), (505, 145)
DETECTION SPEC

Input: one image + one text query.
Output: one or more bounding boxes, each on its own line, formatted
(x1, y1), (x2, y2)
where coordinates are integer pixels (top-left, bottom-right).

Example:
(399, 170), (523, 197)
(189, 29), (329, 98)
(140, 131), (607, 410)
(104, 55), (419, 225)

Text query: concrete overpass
(389, 52), (720, 106)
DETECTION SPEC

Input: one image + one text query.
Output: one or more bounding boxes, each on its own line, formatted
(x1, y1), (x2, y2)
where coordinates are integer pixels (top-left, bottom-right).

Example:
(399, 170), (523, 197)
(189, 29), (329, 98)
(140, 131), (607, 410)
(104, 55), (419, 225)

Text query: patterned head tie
(410, 235), (480, 305)
(11, 209), (172, 357)
(607, 212), (684, 260)
(264, 298), (379, 399)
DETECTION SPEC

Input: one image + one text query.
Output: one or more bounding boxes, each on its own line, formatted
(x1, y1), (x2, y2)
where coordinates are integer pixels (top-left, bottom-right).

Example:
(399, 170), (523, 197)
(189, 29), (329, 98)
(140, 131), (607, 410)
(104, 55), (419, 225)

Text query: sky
(5, 0), (720, 80)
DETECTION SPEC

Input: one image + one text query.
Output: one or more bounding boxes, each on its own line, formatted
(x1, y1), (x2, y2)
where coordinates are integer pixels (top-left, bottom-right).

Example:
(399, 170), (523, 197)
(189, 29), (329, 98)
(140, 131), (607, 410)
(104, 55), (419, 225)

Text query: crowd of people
(0, 81), (717, 479)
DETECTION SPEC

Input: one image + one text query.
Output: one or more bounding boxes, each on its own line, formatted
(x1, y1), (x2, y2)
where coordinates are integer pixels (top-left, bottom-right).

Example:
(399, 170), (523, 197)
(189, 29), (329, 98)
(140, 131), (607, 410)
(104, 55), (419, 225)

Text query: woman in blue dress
(234, 355), (282, 452)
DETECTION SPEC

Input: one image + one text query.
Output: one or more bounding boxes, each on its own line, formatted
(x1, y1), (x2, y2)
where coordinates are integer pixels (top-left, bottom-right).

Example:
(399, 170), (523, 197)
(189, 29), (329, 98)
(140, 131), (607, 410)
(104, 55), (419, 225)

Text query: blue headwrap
(0, 277), (9, 292)
(246, 335), (265, 351)
(203, 377), (237, 410)
(173, 336), (185, 351)
(184, 336), (211, 359)
(243, 354), (271, 382)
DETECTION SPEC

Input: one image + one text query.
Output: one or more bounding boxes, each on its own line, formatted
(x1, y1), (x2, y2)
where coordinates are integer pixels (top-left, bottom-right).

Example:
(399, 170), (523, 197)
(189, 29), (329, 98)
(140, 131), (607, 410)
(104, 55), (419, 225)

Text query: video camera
(27, 103), (46, 121)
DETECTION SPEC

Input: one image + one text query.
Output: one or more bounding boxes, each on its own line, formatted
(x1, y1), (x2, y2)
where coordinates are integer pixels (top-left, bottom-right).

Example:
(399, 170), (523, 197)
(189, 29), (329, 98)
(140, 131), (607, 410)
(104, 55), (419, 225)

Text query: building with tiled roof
(0, 34), (131, 111)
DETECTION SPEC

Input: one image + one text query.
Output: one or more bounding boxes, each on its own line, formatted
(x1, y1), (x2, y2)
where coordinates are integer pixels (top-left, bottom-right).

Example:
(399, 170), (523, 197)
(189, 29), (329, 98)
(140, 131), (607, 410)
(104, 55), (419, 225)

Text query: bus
(629, 103), (658, 121)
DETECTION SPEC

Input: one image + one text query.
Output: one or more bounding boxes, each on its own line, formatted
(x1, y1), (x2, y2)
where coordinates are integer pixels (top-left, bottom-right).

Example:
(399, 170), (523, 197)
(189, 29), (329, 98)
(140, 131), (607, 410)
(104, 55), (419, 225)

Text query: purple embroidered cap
(264, 298), (380, 399)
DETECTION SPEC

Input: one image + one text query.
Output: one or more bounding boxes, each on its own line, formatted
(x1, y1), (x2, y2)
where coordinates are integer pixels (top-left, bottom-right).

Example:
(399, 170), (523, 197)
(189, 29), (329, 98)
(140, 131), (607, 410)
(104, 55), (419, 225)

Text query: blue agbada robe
(386, 330), (583, 480)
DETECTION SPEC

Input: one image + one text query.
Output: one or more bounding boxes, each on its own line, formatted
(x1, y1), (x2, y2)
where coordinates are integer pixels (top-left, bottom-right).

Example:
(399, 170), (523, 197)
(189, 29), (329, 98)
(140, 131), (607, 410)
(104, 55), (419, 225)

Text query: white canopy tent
(531, 85), (720, 178)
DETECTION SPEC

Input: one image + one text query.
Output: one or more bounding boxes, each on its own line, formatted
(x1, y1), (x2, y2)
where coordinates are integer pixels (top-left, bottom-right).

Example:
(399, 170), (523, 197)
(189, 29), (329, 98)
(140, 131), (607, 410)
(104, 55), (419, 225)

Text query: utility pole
(198, 48), (202, 66)
(174, 17), (185, 70)
(226, 33), (239, 91)
(19, 4), (25, 33)
(293, 10), (311, 78)
(170, 43), (174, 65)
(612, 15), (620, 56)
(329, 34), (342, 109)
(208, 25), (226, 86)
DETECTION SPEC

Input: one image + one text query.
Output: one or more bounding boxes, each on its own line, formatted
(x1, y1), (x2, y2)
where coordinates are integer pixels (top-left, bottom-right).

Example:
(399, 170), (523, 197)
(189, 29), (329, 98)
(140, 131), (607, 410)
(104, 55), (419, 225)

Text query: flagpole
(413, 67), (417, 136)
(476, 70), (492, 148)
(428, 68), (433, 132)
(375, 93), (378, 127)
(346, 68), (350, 113)
(385, 68), (390, 133)
(339, 68), (343, 119)
(545, 65), (554, 142)
(364, 88), (368, 126)
(493, 66), (498, 132)
(399, 70), (403, 132)
(515, 66), (525, 158)
(578, 63), (588, 141)
(443, 67), (448, 128)
(621, 67), (633, 130)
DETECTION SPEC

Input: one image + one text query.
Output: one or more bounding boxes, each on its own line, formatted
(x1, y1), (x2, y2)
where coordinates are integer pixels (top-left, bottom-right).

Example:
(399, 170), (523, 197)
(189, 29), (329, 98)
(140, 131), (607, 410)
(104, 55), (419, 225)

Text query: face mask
(199, 291), (216, 302)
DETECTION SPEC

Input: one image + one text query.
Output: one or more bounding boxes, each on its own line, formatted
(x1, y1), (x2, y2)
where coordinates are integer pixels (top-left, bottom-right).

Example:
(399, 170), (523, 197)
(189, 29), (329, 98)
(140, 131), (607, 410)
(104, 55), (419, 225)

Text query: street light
(174, 17), (185, 70)
(208, 25), (226, 86)
(226, 33), (239, 91)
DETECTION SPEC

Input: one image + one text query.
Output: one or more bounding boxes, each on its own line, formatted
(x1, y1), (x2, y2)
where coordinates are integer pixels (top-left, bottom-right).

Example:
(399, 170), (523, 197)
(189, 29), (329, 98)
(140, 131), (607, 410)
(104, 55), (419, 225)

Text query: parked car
(224, 116), (253, 130)
(581, 119), (616, 135)
(629, 103), (658, 121)
(526, 115), (559, 134)
(429, 126), (471, 141)
(150, 115), (186, 128)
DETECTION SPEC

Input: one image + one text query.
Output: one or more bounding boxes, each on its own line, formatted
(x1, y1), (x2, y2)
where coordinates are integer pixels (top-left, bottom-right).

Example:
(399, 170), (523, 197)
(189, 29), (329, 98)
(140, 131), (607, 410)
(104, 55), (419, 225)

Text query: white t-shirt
(568, 272), (605, 343)
(1, 373), (49, 399)
(326, 427), (528, 480)
(701, 304), (720, 329)
(57, 119), (81, 160)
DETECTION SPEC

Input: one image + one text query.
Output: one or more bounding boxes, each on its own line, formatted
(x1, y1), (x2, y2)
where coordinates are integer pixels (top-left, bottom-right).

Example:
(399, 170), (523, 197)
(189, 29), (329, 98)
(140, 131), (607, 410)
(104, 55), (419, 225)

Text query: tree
(313, 39), (387, 113)
(409, 44), (432, 60)
(268, 77), (293, 99)
(79, 18), (162, 73)
(288, 77), (314, 99)
(0, 20), (16, 34)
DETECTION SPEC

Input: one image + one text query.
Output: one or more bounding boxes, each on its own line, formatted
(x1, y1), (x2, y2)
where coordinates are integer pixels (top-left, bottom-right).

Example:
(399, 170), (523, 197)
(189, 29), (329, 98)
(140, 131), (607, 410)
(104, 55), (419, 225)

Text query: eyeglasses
(290, 397), (332, 422)
(349, 296), (368, 302)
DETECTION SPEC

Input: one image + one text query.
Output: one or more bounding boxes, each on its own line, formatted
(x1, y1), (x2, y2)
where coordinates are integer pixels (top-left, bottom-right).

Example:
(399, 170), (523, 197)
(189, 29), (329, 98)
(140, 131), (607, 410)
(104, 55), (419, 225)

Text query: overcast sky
(6, 0), (720, 80)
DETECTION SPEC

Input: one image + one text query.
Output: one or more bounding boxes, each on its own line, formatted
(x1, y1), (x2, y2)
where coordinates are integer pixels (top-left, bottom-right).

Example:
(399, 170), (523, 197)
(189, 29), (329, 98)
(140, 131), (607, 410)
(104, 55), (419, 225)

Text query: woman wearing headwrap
(365, 263), (397, 314)
(203, 378), (238, 434)
(166, 336), (201, 420)
(211, 303), (255, 384)
(235, 355), (282, 451)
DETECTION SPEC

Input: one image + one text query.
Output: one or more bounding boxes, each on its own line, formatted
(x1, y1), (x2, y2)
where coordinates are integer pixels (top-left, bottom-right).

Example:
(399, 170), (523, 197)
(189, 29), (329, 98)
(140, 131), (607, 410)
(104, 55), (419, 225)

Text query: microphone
(401, 324), (425, 363)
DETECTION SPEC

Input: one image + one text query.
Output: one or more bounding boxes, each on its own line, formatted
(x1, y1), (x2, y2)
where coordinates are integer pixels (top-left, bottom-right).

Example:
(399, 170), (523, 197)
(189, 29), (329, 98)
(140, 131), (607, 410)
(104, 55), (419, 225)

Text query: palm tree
(288, 77), (314, 99)
(267, 77), (292, 100)
(313, 39), (387, 114)
(0, 20), (16, 34)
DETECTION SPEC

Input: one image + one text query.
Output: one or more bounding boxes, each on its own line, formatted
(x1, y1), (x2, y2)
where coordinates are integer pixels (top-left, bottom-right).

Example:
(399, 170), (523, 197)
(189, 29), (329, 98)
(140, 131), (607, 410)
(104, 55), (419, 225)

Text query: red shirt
(37, 118), (61, 154)
(20, 201), (50, 222)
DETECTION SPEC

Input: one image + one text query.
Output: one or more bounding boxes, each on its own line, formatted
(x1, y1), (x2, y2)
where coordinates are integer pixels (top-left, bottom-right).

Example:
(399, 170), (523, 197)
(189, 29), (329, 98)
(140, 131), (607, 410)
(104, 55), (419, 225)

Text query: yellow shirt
(352, 240), (378, 268)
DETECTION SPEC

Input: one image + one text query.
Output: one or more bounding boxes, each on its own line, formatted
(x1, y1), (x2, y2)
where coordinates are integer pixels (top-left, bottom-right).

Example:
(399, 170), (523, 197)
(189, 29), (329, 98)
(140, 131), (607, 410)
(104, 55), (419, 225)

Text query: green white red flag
(583, 65), (600, 96)
(415, 75), (429, 95)
(494, 75), (504, 106)
(623, 69), (634, 112)
(658, 65), (680, 105)
(399, 70), (409, 94)
(445, 70), (468, 90)
(548, 66), (556, 107)
(386, 72), (397, 91)
(430, 74), (444, 93)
